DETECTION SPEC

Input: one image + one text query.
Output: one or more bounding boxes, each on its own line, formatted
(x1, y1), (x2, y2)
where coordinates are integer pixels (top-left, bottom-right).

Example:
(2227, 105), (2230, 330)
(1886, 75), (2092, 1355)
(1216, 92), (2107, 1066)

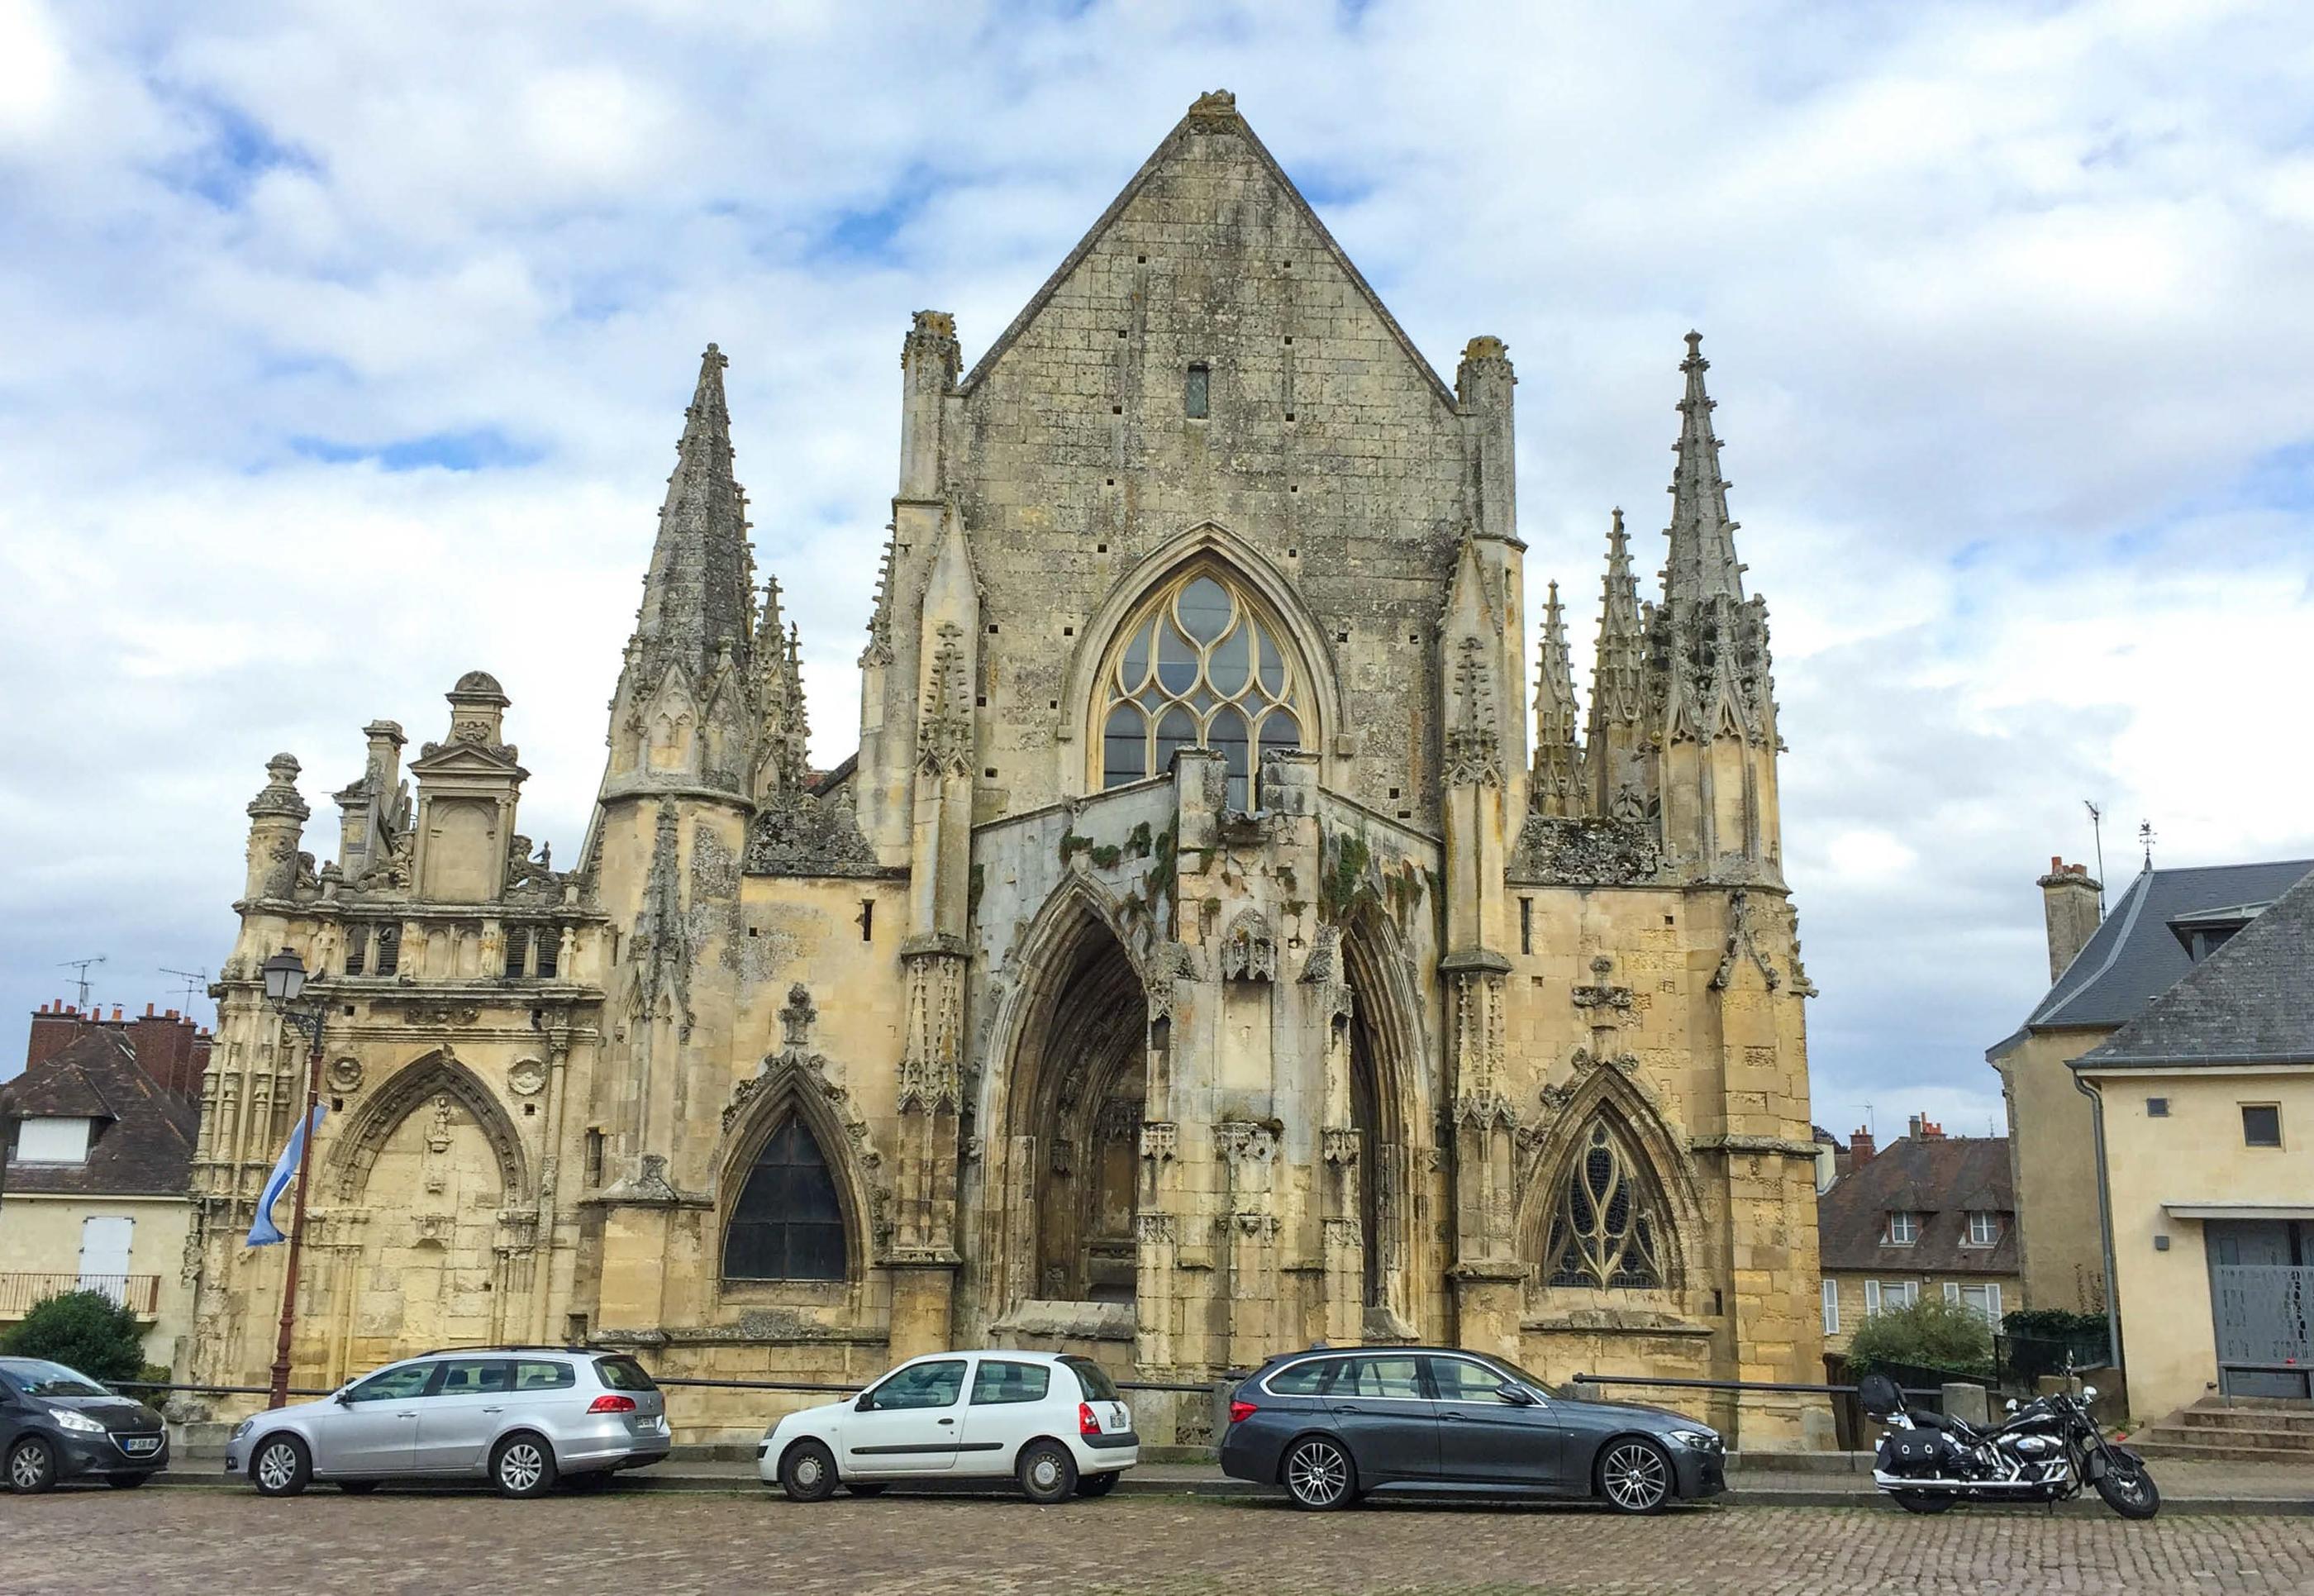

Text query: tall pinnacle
(636, 343), (756, 678)
(1531, 580), (1583, 817)
(1662, 331), (1745, 607)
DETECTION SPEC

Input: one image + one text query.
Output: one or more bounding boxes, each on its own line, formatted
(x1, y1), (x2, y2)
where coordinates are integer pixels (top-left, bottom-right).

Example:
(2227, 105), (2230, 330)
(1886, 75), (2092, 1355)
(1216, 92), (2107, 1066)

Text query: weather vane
(2138, 819), (2156, 870)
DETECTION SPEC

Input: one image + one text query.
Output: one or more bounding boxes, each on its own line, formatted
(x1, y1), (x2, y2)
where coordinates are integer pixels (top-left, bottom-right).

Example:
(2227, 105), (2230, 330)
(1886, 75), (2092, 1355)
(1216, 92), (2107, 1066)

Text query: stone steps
(2133, 1396), (2314, 1460)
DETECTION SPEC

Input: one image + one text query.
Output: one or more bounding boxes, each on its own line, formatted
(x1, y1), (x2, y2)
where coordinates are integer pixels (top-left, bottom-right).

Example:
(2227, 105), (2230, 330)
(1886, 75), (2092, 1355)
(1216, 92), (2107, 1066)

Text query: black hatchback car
(1220, 1346), (1723, 1513)
(1, 1358), (170, 1493)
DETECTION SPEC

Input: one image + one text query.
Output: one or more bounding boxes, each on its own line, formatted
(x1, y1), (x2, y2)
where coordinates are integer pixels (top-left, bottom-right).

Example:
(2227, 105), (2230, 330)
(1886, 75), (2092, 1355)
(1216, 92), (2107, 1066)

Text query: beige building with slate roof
(183, 92), (1826, 1446)
(2074, 867), (2314, 1422)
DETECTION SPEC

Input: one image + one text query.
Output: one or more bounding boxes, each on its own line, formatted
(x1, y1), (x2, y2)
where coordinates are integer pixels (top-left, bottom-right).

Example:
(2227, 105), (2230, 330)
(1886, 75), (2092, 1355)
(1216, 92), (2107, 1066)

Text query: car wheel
(1281, 1436), (1356, 1512)
(7, 1438), (57, 1494)
(491, 1433), (558, 1498)
(337, 1479), (382, 1495)
(1074, 1470), (1119, 1498)
(250, 1435), (311, 1498)
(779, 1440), (839, 1503)
(106, 1474), (150, 1489)
(1017, 1439), (1077, 1504)
(843, 1481), (886, 1497)
(1597, 1438), (1674, 1514)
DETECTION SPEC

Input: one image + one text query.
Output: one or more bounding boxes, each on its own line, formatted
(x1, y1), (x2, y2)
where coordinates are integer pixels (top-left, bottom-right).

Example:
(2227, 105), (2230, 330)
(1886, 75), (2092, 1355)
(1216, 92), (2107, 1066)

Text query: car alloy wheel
(252, 1436), (309, 1497)
(1283, 1438), (1354, 1511)
(1599, 1440), (1671, 1513)
(493, 1435), (556, 1498)
(7, 1438), (56, 1494)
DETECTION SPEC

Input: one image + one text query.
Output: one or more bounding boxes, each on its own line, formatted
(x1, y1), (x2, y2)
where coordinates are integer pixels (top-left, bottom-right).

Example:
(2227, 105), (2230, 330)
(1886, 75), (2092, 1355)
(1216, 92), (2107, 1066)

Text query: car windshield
(2, 1360), (108, 1398)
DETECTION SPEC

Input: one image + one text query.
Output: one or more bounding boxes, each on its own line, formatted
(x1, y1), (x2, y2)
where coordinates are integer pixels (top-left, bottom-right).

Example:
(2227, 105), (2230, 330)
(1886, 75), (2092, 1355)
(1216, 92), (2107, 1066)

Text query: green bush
(1846, 1296), (1993, 1376)
(0, 1289), (150, 1384)
(2000, 1308), (2107, 1340)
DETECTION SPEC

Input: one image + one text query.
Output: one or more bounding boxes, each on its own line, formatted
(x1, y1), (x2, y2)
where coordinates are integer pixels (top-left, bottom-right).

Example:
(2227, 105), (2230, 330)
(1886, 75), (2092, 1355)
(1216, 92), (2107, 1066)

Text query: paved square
(7, 1488), (2314, 1594)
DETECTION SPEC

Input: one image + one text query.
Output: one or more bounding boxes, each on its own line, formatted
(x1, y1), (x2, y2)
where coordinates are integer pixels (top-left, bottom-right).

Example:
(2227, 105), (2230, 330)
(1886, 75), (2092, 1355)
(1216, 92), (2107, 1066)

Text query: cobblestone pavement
(8, 1489), (2314, 1595)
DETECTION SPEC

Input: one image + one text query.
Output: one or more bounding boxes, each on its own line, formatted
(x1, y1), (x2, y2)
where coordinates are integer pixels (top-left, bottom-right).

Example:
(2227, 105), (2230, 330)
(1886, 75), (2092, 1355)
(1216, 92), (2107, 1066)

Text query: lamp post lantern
(260, 946), (326, 1409)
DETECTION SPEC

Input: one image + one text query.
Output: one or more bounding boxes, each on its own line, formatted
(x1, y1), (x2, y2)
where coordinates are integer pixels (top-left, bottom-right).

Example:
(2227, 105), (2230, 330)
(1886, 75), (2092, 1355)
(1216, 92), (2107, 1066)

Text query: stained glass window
(1544, 1117), (1665, 1289)
(722, 1117), (846, 1281)
(1099, 568), (1302, 810)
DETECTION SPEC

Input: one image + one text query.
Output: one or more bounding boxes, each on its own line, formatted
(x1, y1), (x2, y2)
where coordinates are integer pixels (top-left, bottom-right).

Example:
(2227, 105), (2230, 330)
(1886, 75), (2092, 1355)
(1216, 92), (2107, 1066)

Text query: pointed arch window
(1098, 569), (1303, 809)
(722, 1117), (846, 1281)
(1544, 1116), (1665, 1290)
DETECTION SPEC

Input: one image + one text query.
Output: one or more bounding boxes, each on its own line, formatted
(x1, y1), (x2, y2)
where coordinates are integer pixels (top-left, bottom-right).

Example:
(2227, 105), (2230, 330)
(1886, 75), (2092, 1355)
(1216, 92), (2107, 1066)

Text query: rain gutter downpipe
(2072, 1067), (2126, 1383)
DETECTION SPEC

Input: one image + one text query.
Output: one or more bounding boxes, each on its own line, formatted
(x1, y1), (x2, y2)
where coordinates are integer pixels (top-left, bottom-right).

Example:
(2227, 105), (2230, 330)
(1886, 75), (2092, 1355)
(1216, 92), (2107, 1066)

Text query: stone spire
(1662, 331), (1745, 609)
(1531, 581), (1583, 818)
(636, 344), (757, 682)
(1584, 509), (1650, 821)
(751, 577), (811, 800)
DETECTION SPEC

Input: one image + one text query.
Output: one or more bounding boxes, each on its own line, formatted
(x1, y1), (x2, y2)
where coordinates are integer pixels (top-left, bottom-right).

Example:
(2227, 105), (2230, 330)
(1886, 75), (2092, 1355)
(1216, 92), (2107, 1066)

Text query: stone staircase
(2133, 1394), (2314, 1462)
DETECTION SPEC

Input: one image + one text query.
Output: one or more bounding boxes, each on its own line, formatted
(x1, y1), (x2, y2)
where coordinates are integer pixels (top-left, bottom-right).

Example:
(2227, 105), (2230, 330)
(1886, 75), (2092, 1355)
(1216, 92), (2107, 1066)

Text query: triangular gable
(407, 741), (526, 779)
(959, 91), (1455, 411)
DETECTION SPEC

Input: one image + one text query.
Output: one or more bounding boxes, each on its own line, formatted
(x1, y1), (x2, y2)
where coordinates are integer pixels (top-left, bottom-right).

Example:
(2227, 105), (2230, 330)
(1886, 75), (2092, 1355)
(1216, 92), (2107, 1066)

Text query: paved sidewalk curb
(145, 1469), (2313, 1514)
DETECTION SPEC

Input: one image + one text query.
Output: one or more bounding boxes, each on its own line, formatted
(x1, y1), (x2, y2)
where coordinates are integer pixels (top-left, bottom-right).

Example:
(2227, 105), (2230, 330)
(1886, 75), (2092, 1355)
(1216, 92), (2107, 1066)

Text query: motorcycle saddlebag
(1876, 1430), (1955, 1477)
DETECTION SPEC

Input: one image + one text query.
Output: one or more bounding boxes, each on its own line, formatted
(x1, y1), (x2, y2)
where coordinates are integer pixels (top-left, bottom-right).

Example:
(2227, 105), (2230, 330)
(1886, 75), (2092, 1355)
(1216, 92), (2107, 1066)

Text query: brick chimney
(25, 1001), (87, 1071)
(1849, 1127), (1875, 1166)
(129, 1007), (211, 1100)
(2037, 856), (2103, 984)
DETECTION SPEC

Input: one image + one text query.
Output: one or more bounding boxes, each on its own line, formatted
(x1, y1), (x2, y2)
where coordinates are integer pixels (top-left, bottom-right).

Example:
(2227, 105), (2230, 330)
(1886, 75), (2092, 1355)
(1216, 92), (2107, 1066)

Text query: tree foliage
(1845, 1296), (1993, 1375)
(0, 1289), (149, 1384)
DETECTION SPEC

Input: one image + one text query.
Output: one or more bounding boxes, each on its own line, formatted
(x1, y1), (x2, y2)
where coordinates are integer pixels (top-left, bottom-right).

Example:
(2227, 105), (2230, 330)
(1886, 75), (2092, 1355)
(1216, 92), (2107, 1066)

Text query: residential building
(1816, 1118), (2019, 1353)
(2, 1003), (208, 1370)
(1989, 855), (2314, 1311)
(184, 91), (1826, 1446)
(2075, 865), (2314, 1418)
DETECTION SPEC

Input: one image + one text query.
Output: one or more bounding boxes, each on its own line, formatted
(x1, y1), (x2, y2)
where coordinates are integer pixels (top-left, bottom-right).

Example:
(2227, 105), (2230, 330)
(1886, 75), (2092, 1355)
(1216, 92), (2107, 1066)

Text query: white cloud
(2, 0), (2312, 1143)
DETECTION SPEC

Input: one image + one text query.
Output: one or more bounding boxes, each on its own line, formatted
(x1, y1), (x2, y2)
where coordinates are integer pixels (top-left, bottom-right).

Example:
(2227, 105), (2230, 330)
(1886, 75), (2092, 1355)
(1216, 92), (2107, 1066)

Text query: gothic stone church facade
(188, 93), (1824, 1443)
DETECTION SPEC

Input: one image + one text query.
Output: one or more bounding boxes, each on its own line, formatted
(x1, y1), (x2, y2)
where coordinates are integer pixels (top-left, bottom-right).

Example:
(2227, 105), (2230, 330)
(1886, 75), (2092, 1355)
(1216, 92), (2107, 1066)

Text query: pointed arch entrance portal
(994, 902), (1149, 1310)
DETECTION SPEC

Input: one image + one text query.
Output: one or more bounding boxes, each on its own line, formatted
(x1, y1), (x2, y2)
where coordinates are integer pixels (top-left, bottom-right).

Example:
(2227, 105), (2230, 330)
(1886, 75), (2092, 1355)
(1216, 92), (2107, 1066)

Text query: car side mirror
(853, 1394), (874, 1413)
(334, 1389), (354, 1407)
(1497, 1382), (1536, 1406)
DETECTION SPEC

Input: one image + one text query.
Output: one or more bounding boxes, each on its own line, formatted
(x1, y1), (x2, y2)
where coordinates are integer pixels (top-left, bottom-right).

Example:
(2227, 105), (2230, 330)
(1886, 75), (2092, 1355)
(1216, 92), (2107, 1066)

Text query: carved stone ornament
(1220, 908), (1277, 982)
(507, 1057), (548, 1098)
(778, 983), (817, 1049)
(1509, 813), (1664, 886)
(1711, 889), (1783, 992)
(916, 622), (974, 779)
(743, 791), (883, 877)
(1140, 1122), (1179, 1162)
(1216, 1120), (1278, 1165)
(398, 1002), (482, 1028)
(1136, 1212), (1178, 1244)
(1322, 1127), (1361, 1167)
(1443, 636), (1504, 788)
(326, 1056), (364, 1093)
(1142, 941), (1197, 1024)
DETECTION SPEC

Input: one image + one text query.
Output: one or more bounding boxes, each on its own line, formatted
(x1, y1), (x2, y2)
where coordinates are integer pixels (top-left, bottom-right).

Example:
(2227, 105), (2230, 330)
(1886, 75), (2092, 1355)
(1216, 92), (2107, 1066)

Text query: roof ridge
(957, 94), (1455, 410)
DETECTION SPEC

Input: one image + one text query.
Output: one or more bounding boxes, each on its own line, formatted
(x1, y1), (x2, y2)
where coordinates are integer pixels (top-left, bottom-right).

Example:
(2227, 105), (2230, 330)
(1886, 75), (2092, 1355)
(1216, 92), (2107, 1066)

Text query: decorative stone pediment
(1220, 908), (1277, 982)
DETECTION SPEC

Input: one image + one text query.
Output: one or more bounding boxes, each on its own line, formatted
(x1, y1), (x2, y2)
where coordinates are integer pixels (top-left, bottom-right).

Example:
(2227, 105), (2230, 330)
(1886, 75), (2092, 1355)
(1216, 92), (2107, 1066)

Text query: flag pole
(260, 947), (326, 1410)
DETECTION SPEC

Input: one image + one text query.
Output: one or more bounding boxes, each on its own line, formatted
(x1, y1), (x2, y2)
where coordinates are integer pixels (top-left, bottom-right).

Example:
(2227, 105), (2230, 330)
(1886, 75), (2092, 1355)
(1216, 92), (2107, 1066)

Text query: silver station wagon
(226, 1346), (670, 1497)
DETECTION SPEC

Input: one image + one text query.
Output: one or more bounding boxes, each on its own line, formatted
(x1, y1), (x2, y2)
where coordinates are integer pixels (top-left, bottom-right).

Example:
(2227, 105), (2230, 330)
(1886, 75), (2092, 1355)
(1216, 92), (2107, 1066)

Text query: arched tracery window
(1544, 1116), (1665, 1290)
(722, 1117), (846, 1281)
(1097, 569), (1303, 810)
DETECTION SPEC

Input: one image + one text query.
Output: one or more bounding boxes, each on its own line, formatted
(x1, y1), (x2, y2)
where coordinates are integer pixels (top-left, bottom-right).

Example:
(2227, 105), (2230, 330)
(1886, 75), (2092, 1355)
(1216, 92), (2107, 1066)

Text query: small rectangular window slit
(1185, 364), (1210, 419)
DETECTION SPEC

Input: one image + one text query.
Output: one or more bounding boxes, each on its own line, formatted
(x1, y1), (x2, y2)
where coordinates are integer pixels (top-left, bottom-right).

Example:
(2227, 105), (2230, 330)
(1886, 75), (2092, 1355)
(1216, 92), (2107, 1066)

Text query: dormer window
(1885, 1212), (1919, 1246)
(14, 1117), (93, 1165)
(1965, 1211), (2001, 1246)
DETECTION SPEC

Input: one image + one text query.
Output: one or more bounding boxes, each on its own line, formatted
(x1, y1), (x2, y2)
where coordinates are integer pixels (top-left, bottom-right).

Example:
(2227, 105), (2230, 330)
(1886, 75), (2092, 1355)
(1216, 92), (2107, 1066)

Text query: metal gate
(2211, 1265), (2314, 1398)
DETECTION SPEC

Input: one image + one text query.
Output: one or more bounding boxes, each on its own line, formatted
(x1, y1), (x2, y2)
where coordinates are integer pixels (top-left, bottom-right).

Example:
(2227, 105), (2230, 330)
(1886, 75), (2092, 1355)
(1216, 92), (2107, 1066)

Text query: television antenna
(160, 967), (210, 1016)
(58, 955), (107, 1009)
(2083, 800), (2107, 914)
(1855, 1103), (1874, 1139)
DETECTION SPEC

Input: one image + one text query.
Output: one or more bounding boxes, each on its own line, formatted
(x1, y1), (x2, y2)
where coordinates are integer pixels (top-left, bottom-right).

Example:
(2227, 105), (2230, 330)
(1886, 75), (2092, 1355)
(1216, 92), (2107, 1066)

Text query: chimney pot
(1849, 1128), (1876, 1165)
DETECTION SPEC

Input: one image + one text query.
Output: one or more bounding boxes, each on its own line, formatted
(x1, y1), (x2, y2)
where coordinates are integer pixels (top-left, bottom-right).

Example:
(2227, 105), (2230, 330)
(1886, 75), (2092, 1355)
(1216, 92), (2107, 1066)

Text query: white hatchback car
(760, 1351), (1138, 1503)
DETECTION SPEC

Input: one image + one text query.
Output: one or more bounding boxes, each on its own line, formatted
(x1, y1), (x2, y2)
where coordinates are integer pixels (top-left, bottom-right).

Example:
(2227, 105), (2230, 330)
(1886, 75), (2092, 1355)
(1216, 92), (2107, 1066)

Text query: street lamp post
(260, 947), (326, 1410)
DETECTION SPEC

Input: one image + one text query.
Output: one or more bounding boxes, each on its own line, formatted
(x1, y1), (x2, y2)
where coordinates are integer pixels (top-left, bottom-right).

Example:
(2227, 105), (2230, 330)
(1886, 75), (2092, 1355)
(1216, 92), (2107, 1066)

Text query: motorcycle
(1859, 1370), (2160, 1519)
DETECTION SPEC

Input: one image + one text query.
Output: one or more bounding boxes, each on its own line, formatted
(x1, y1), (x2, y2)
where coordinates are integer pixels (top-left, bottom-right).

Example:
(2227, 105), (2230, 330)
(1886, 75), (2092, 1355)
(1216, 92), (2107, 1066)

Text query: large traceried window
(1098, 569), (1303, 810)
(1544, 1117), (1666, 1290)
(723, 1117), (846, 1281)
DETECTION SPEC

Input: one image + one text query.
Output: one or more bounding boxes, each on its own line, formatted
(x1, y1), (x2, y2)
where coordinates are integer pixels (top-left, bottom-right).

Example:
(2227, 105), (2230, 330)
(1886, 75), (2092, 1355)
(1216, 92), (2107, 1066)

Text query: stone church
(187, 92), (1824, 1444)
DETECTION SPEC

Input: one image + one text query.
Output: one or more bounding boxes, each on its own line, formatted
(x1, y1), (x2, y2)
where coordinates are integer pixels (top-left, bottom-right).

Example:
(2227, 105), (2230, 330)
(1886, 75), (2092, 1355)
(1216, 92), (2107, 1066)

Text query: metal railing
(0, 1272), (160, 1318)
(1571, 1372), (1945, 1399)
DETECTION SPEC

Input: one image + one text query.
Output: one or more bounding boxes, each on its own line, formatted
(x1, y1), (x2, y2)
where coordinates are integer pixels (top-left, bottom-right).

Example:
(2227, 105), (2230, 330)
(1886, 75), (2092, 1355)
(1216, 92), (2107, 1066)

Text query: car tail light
(588, 1394), (638, 1414)
(1078, 1402), (1103, 1437)
(1228, 1399), (1257, 1426)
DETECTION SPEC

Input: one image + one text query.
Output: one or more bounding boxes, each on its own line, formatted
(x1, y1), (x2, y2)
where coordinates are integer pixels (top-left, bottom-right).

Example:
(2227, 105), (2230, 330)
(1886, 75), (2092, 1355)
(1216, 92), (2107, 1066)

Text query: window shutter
(1864, 1280), (1880, 1316)
(1821, 1278), (1840, 1336)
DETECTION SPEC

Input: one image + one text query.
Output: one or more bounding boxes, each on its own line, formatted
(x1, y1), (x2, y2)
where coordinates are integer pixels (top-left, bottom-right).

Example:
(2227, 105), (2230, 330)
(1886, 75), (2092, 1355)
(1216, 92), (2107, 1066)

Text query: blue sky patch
(290, 429), (540, 473)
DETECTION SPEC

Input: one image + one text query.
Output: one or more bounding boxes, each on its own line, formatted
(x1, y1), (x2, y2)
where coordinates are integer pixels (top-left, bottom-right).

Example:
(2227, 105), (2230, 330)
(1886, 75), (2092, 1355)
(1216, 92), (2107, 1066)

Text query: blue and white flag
(245, 1104), (326, 1247)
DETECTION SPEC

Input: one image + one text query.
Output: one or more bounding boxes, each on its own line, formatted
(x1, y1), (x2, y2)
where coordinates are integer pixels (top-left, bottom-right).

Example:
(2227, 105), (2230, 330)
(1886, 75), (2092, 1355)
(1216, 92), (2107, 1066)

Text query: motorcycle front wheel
(2094, 1460), (2160, 1520)
(1889, 1489), (1956, 1514)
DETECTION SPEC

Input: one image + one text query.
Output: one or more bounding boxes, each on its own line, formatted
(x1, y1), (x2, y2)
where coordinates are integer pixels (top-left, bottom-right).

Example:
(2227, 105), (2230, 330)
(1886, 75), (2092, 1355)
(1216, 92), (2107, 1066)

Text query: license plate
(123, 1437), (159, 1453)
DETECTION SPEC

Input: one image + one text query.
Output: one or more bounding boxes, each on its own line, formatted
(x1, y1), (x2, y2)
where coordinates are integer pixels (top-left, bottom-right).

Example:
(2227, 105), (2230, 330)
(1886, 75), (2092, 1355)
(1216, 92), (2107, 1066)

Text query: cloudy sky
(2, 0), (2310, 1140)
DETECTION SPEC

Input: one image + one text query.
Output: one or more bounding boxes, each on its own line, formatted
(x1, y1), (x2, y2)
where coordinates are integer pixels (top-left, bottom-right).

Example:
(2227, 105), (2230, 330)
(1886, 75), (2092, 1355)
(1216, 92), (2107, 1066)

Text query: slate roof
(1992, 859), (2314, 1055)
(2076, 864), (2314, 1069)
(2, 1030), (198, 1197)
(1817, 1135), (2017, 1276)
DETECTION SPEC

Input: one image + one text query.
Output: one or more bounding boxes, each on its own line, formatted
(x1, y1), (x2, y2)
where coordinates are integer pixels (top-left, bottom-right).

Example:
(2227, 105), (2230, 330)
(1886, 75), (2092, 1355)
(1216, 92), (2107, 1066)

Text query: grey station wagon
(226, 1347), (670, 1497)
(1220, 1346), (1725, 1513)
